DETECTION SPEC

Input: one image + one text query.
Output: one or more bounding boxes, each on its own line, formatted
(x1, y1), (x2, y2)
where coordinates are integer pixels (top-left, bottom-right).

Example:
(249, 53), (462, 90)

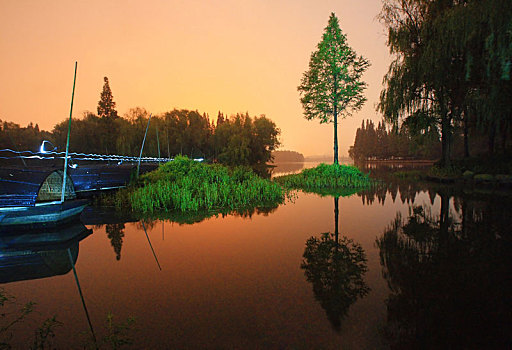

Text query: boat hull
(0, 199), (88, 232)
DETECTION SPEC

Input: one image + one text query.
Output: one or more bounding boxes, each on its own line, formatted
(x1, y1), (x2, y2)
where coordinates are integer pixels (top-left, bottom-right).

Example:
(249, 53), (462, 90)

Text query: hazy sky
(0, 0), (391, 157)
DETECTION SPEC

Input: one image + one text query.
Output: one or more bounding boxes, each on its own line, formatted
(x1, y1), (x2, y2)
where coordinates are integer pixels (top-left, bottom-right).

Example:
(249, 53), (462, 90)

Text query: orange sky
(0, 0), (391, 157)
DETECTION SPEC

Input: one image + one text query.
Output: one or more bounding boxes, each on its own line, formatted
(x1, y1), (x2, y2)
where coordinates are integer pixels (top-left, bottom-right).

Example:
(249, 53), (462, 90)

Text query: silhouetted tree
(97, 77), (119, 154)
(97, 77), (119, 120)
(106, 223), (125, 261)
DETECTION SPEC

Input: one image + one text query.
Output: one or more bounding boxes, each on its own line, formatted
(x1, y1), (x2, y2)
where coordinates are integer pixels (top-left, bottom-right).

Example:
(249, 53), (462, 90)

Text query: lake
(1, 163), (510, 349)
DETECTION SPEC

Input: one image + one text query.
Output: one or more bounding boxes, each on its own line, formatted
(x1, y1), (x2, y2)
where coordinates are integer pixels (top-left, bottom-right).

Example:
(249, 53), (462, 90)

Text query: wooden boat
(0, 167), (88, 231)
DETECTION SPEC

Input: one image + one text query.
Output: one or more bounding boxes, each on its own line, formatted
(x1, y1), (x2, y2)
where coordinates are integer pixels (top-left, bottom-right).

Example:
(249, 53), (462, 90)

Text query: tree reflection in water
(301, 197), (369, 331)
(105, 223), (125, 261)
(377, 190), (512, 349)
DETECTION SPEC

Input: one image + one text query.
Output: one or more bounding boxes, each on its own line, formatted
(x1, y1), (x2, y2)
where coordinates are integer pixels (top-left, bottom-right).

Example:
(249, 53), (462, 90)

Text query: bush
(274, 163), (372, 195)
(114, 156), (286, 213)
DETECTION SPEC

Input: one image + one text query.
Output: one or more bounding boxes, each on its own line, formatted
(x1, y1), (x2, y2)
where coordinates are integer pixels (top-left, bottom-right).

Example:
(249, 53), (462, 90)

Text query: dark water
(1, 164), (511, 349)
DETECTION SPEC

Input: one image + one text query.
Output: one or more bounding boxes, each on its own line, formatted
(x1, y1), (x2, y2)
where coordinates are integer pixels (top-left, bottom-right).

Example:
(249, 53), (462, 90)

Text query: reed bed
(116, 156), (286, 213)
(274, 163), (372, 194)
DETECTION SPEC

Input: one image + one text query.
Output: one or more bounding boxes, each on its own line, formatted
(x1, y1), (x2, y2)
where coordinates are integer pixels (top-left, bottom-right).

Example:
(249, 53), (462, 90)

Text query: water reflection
(105, 223), (125, 261)
(301, 197), (370, 331)
(376, 190), (512, 349)
(0, 222), (92, 283)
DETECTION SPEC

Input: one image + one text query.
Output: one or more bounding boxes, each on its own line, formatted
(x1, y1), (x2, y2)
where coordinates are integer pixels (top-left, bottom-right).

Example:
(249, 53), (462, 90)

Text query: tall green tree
(298, 12), (370, 164)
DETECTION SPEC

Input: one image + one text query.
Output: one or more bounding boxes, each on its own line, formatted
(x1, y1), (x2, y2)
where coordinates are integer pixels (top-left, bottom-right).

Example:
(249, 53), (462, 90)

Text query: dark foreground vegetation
(0, 287), (135, 349)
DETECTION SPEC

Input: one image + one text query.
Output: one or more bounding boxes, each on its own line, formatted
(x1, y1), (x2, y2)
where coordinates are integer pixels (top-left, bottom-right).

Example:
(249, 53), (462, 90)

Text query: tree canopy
(379, 0), (512, 165)
(298, 12), (369, 164)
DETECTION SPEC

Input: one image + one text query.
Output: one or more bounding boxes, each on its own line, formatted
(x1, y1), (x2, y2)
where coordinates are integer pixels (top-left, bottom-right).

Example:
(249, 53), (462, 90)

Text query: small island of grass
(110, 156), (286, 214)
(274, 163), (372, 196)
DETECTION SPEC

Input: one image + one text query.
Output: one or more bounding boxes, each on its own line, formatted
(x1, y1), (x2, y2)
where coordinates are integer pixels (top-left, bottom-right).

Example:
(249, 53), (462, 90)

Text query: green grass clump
(274, 163), (372, 195)
(115, 156), (286, 213)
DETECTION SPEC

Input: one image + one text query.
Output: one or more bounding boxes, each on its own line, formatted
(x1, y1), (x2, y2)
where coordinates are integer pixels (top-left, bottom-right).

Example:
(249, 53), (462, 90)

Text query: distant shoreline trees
(349, 119), (441, 161)
(0, 74), (281, 166)
(1, 108), (281, 166)
(271, 150), (305, 163)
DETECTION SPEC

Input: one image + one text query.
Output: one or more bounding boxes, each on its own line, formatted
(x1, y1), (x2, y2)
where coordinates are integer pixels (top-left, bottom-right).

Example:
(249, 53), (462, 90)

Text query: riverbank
(389, 156), (512, 187)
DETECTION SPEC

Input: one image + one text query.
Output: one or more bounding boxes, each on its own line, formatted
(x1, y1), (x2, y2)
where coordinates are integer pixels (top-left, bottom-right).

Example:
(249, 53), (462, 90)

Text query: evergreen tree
(97, 77), (119, 119)
(298, 12), (370, 164)
(97, 76), (119, 154)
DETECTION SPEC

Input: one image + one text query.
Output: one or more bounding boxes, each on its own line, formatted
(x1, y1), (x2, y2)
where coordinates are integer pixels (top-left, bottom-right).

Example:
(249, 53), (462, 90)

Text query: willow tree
(379, 0), (512, 164)
(378, 0), (463, 167)
(298, 13), (369, 164)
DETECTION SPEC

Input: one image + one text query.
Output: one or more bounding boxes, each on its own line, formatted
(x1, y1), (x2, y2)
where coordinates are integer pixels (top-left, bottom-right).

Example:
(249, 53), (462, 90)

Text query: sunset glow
(0, 0), (390, 157)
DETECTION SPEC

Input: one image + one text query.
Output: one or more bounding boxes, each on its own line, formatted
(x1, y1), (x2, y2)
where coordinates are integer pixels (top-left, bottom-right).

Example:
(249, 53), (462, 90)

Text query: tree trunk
(334, 112), (338, 165)
(488, 120), (496, 155)
(463, 109), (469, 158)
(333, 75), (339, 165)
(441, 114), (452, 167)
(500, 119), (508, 153)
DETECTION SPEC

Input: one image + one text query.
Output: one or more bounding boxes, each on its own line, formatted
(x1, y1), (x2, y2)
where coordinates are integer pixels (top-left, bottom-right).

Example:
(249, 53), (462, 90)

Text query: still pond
(1, 162), (510, 349)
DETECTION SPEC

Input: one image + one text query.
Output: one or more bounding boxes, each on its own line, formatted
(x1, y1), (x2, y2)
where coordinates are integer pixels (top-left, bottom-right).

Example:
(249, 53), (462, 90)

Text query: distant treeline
(0, 120), (52, 153)
(349, 120), (441, 161)
(0, 109), (281, 166)
(1, 77), (280, 166)
(349, 117), (500, 161)
(271, 150), (304, 163)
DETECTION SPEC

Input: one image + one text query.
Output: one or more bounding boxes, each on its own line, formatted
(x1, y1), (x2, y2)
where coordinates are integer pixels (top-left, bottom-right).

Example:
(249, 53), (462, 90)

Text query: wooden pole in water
(67, 248), (98, 349)
(137, 113), (152, 177)
(61, 61), (77, 203)
(142, 221), (162, 270)
(156, 126), (161, 158)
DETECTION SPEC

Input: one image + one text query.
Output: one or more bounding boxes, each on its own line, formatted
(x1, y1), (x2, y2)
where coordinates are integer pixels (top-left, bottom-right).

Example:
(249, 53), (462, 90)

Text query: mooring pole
(166, 128), (170, 159)
(61, 61), (77, 203)
(137, 114), (152, 177)
(142, 221), (162, 271)
(156, 126), (160, 158)
(67, 248), (98, 349)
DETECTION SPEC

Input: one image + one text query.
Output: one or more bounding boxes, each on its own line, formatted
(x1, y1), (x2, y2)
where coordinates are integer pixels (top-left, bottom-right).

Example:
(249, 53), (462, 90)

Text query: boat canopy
(0, 167), (76, 207)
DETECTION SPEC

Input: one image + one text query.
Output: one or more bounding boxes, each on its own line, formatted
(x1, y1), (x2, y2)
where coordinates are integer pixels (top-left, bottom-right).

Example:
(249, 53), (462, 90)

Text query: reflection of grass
(136, 205), (280, 225)
(110, 156), (287, 214)
(274, 163), (372, 196)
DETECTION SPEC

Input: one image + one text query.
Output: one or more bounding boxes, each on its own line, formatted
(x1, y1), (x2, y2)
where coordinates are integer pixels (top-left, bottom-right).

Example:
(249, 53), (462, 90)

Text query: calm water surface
(1, 164), (511, 349)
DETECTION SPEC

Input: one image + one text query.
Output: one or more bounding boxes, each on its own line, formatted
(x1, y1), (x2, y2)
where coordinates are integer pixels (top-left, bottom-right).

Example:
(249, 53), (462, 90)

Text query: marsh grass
(113, 156), (286, 213)
(274, 163), (372, 196)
